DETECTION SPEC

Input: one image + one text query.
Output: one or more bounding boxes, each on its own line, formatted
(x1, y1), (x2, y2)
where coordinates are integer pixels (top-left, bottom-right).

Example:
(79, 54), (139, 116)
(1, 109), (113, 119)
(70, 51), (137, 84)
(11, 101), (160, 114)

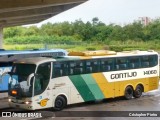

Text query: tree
(3, 26), (25, 38)
(92, 17), (99, 26)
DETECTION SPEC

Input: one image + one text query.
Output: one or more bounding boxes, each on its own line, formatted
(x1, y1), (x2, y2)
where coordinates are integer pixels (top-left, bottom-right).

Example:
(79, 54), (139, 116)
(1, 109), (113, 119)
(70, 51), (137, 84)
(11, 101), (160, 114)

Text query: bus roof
(0, 49), (67, 62)
(56, 50), (159, 61)
(13, 50), (158, 64)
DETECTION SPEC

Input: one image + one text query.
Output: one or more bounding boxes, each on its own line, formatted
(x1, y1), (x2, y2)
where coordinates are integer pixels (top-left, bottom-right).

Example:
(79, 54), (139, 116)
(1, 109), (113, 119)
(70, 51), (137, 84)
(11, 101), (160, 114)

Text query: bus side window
(69, 62), (75, 75)
(52, 63), (62, 78)
(101, 59), (113, 72)
(115, 58), (128, 70)
(74, 61), (83, 74)
(148, 55), (158, 67)
(129, 57), (140, 69)
(85, 61), (92, 73)
(53, 62), (68, 78)
(90, 60), (99, 73)
(69, 61), (84, 75)
(141, 56), (150, 68)
(62, 62), (68, 76)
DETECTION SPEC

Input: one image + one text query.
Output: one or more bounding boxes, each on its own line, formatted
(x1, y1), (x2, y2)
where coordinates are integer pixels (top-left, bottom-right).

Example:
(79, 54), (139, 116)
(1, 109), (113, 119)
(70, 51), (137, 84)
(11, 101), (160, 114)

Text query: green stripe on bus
(69, 75), (95, 102)
(81, 74), (105, 100)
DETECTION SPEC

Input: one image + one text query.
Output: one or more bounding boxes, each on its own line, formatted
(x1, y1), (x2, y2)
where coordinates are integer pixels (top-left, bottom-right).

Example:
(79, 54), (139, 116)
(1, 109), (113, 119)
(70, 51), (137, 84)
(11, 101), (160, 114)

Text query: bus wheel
(133, 85), (143, 98)
(124, 86), (133, 100)
(54, 96), (66, 111)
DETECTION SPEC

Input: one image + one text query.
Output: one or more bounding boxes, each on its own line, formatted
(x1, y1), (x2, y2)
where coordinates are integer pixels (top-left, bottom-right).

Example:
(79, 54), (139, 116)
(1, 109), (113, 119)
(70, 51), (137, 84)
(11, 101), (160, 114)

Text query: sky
(37, 0), (160, 26)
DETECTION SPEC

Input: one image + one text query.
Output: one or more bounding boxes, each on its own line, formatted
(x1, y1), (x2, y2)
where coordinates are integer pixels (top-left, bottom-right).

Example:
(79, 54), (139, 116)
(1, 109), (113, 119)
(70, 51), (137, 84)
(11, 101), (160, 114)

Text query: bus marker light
(11, 90), (17, 95)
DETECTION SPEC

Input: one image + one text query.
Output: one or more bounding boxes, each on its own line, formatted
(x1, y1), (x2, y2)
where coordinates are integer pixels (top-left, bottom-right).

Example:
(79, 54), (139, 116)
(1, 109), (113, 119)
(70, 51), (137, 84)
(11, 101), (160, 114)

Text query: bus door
(33, 62), (51, 108)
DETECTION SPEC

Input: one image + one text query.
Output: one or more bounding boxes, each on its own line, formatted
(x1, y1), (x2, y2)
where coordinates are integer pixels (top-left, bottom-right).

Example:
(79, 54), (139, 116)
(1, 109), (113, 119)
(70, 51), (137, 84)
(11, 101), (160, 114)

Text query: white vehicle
(8, 50), (159, 110)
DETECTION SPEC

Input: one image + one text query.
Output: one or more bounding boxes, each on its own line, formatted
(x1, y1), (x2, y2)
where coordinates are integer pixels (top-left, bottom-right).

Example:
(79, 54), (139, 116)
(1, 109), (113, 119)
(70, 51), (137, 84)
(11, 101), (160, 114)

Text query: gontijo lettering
(111, 72), (137, 79)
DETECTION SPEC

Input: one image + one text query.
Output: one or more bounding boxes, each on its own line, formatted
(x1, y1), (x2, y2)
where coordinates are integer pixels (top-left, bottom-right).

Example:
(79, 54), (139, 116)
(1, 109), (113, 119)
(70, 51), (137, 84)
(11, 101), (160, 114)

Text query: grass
(3, 41), (160, 52)
(3, 43), (102, 51)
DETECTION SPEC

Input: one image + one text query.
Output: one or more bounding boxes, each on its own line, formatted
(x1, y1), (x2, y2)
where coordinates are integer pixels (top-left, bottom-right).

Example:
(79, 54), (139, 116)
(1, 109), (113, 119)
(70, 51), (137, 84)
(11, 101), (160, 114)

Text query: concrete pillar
(0, 27), (3, 49)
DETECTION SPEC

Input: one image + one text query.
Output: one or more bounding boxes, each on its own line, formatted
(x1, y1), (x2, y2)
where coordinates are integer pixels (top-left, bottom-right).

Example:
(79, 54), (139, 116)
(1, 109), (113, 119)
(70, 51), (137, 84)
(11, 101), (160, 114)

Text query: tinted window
(89, 60), (100, 73)
(115, 58), (128, 70)
(129, 57), (140, 69)
(52, 62), (68, 78)
(86, 61), (92, 73)
(141, 56), (150, 68)
(141, 55), (158, 68)
(52, 55), (158, 77)
(35, 62), (51, 95)
(12, 64), (36, 76)
(148, 55), (158, 67)
(101, 58), (114, 71)
(69, 61), (84, 75)
(37, 63), (51, 80)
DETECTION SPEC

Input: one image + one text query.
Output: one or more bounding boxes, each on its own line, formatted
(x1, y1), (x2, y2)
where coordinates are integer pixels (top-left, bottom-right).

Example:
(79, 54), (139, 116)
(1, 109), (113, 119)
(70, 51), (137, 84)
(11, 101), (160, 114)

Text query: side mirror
(27, 73), (35, 86)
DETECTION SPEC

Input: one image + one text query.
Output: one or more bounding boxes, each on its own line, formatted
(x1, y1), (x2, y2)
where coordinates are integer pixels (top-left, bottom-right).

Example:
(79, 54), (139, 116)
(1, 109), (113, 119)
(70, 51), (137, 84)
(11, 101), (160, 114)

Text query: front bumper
(9, 101), (34, 110)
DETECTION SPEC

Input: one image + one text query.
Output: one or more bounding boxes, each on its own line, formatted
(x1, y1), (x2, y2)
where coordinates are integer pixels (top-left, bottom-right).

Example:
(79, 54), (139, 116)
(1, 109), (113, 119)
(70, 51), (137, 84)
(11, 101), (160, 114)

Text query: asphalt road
(1, 86), (160, 120)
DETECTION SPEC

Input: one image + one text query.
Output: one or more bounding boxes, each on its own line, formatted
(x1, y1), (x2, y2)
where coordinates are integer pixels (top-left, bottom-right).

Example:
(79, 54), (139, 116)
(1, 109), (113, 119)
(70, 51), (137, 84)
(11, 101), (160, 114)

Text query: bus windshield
(12, 64), (36, 79)
(8, 64), (36, 98)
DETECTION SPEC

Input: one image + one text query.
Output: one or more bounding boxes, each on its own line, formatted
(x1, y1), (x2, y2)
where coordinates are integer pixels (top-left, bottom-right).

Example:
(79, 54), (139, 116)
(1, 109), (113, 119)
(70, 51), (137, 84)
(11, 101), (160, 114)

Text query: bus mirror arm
(27, 73), (35, 86)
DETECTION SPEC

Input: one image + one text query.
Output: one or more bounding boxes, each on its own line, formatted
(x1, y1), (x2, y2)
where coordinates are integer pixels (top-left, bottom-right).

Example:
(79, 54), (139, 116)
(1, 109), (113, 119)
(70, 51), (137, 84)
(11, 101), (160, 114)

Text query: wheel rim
(56, 99), (63, 108)
(136, 88), (142, 96)
(127, 89), (132, 96)
(125, 87), (133, 99)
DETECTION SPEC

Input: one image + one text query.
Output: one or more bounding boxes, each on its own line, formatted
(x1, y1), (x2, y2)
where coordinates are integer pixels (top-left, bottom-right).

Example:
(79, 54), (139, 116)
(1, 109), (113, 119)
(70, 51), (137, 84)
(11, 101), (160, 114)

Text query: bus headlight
(8, 99), (11, 102)
(25, 101), (32, 104)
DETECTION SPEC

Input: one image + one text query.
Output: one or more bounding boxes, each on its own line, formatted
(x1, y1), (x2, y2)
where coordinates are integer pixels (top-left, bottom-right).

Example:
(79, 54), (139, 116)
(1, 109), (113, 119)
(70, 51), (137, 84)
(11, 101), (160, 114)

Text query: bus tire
(54, 96), (66, 111)
(133, 85), (143, 98)
(124, 86), (133, 100)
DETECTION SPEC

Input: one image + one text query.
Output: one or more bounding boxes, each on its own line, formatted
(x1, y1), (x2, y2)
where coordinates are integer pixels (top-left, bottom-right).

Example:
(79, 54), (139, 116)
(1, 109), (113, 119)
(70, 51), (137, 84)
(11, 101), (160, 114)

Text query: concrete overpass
(0, 0), (88, 48)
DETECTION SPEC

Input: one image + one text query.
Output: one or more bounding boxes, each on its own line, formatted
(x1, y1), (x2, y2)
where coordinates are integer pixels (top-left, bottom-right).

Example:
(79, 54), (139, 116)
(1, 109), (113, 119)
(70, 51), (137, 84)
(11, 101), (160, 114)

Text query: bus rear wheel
(124, 86), (133, 100)
(133, 85), (143, 98)
(54, 96), (67, 111)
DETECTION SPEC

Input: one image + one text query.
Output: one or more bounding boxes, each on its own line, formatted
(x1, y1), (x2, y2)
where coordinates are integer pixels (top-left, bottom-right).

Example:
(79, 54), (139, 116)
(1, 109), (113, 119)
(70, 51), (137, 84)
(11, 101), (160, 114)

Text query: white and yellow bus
(7, 50), (159, 110)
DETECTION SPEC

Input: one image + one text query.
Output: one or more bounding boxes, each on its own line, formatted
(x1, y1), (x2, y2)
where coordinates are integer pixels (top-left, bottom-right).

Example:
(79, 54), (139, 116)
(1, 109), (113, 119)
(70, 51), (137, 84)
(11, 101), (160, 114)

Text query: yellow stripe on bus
(92, 73), (114, 98)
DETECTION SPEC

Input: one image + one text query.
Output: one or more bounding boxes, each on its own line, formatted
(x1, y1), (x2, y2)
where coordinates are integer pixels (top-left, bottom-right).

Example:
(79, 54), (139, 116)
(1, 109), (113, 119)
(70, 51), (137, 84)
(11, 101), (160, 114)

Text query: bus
(7, 50), (159, 110)
(0, 49), (67, 92)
